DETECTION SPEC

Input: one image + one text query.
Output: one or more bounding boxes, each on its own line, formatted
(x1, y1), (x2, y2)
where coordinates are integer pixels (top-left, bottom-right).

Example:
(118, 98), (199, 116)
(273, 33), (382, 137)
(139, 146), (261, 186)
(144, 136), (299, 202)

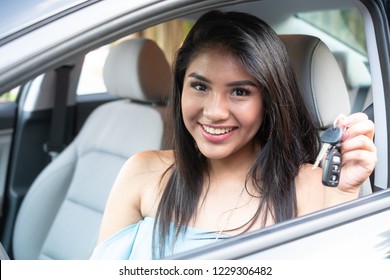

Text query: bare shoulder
(295, 163), (325, 216)
(129, 150), (174, 217)
(124, 150), (174, 212)
(97, 150), (174, 243)
(116, 149), (174, 213)
(125, 150), (174, 174)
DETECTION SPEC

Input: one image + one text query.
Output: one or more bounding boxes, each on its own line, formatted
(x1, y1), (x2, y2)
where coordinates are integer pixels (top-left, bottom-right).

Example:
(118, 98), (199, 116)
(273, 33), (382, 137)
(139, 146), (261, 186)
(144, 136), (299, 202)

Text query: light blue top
(90, 217), (228, 260)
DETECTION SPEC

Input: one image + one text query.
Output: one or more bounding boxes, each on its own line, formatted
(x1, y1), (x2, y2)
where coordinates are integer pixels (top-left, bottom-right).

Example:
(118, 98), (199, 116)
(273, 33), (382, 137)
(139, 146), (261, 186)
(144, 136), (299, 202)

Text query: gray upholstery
(103, 38), (171, 102)
(12, 38), (171, 259)
(333, 51), (371, 90)
(280, 35), (351, 129)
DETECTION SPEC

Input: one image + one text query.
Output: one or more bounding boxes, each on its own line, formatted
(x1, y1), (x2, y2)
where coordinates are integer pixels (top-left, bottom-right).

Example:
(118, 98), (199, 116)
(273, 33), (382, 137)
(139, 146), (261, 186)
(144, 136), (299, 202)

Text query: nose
(203, 92), (229, 121)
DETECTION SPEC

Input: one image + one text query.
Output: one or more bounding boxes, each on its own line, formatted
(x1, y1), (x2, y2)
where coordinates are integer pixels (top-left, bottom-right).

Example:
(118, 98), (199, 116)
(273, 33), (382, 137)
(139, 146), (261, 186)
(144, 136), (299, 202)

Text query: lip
(199, 123), (238, 143)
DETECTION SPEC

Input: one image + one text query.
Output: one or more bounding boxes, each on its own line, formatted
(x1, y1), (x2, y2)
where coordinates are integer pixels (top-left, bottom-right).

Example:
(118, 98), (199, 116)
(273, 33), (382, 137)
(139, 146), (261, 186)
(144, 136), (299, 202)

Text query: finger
(342, 118), (375, 141)
(341, 134), (376, 153)
(341, 148), (377, 171)
(339, 112), (369, 129)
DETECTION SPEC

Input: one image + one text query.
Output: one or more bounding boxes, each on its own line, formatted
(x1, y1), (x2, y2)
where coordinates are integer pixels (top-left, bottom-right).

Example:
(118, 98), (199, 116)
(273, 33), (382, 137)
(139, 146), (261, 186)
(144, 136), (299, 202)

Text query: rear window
(297, 9), (367, 56)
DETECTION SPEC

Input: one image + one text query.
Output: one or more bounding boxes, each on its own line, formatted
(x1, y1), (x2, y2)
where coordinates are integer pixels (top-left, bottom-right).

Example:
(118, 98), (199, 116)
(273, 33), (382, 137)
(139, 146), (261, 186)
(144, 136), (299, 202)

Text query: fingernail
(343, 118), (352, 127)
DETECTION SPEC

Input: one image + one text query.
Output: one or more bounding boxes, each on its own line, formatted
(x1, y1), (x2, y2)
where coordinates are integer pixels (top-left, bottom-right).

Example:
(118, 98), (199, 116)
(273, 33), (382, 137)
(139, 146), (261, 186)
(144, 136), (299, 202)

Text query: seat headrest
(280, 35), (350, 128)
(103, 38), (171, 103)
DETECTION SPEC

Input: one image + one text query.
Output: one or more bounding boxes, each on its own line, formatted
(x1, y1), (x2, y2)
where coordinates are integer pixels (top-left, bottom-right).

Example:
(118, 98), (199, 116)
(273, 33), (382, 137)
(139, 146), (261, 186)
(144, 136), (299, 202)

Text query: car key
(322, 145), (342, 186)
(312, 126), (343, 169)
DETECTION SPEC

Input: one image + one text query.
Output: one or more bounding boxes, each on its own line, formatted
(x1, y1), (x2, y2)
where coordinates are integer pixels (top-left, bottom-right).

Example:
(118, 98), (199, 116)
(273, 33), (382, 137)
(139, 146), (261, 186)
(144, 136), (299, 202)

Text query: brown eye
(231, 88), (250, 96)
(191, 82), (208, 92)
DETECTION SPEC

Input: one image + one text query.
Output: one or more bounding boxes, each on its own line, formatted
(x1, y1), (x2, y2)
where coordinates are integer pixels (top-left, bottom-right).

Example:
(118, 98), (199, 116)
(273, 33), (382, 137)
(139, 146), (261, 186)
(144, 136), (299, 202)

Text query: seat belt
(351, 86), (370, 113)
(43, 65), (73, 161)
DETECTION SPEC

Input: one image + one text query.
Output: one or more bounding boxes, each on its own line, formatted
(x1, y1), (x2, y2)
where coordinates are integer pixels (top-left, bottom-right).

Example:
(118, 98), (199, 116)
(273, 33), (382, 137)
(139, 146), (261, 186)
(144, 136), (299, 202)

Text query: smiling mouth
(202, 125), (236, 135)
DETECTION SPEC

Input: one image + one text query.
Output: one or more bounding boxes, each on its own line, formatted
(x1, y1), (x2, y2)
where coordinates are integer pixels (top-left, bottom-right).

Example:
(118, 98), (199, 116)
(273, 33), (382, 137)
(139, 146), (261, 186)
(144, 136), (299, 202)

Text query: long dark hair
(153, 10), (319, 258)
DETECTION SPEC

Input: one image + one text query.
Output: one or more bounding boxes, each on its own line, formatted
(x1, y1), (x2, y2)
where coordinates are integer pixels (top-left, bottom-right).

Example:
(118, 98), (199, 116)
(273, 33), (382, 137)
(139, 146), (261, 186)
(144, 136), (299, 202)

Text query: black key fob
(322, 145), (342, 187)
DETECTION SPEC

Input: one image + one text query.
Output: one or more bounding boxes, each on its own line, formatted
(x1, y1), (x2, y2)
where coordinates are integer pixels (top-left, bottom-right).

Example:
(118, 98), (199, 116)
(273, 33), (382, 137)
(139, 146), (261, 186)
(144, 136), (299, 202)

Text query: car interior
(10, 37), (172, 259)
(0, 0), (386, 259)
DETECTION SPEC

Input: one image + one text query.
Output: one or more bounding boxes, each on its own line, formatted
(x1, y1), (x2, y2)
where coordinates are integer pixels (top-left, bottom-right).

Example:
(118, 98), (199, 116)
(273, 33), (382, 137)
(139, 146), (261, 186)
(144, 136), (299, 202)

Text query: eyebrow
(188, 72), (211, 83)
(188, 72), (258, 88)
(227, 80), (258, 87)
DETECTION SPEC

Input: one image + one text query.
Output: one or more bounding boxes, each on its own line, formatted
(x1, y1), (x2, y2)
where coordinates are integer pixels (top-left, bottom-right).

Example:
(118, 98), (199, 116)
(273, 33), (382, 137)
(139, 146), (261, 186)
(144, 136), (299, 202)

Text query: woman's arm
(97, 150), (172, 244)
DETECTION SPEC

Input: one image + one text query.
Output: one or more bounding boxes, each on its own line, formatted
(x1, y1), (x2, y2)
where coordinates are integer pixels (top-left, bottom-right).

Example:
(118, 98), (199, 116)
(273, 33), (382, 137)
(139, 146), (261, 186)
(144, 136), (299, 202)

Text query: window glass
(77, 19), (193, 95)
(77, 46), (109, 95)
(297, 9), (367, 56)
(0, 87), (20, 103)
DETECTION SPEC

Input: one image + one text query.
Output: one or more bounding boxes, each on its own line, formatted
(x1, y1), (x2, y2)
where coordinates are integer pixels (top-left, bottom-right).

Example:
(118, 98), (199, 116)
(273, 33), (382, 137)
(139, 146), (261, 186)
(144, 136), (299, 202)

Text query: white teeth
(202, 125), (234, 135)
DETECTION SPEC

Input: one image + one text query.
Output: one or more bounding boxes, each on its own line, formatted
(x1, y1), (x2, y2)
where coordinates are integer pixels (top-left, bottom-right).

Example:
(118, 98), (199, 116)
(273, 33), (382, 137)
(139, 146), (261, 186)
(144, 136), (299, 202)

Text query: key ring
(333, 114), (347, 132)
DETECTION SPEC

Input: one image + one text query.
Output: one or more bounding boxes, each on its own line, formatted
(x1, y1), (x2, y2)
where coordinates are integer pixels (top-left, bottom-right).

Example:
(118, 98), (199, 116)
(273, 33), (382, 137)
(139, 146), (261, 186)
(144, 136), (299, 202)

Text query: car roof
(0, 0), (91, 40)
(0, 0), (355, 43)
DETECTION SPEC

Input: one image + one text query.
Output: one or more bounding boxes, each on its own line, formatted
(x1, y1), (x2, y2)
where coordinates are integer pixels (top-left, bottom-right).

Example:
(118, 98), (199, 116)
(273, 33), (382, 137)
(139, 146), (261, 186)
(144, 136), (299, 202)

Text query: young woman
(91, 10), (376, 259)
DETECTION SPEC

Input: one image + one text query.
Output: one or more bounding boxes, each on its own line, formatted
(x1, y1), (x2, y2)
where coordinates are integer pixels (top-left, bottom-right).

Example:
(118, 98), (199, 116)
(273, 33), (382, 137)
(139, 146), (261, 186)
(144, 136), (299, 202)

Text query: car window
(0, 87), (19, 103)
(77, 19), (194, 95)
(297, 9), (367, 56)
(77, 46), (109, 95)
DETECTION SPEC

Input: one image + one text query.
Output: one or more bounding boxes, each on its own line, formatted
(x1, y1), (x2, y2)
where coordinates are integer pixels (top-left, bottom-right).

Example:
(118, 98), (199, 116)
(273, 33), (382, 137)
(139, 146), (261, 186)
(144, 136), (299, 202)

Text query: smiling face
(181, 48), (264, 162)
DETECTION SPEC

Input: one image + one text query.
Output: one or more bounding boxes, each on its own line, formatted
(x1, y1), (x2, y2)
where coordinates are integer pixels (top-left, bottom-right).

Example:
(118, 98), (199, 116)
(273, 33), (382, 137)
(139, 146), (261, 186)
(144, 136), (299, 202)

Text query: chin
(197, 147), (234, 160)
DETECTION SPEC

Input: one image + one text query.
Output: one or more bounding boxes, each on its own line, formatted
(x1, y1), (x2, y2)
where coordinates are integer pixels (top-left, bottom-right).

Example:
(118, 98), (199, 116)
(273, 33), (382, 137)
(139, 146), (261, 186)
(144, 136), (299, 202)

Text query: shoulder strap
(43, 65), (73, 160)
(352, 86), (370, 113)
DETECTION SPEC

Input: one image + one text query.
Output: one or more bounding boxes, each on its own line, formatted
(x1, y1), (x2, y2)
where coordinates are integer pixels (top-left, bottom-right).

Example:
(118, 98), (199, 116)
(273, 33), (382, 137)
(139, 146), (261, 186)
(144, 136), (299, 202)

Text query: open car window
(0, 0), (388, 265)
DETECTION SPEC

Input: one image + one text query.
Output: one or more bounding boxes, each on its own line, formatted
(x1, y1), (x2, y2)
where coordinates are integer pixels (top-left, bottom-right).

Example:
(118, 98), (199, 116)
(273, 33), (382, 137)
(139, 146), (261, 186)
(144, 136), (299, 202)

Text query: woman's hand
(337, 112), (377, 193)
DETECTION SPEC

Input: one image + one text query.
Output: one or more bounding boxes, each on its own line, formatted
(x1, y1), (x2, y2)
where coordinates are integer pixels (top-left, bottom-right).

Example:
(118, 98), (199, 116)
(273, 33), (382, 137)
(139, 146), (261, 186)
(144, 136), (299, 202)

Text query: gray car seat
(12, 38), (171, 259)
(280, 34), (372, 196)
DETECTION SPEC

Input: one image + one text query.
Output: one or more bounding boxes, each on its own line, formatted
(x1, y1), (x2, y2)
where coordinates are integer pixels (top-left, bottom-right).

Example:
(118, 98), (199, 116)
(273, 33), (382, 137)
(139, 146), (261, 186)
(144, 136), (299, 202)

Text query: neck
(207, 144), (259, 183)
